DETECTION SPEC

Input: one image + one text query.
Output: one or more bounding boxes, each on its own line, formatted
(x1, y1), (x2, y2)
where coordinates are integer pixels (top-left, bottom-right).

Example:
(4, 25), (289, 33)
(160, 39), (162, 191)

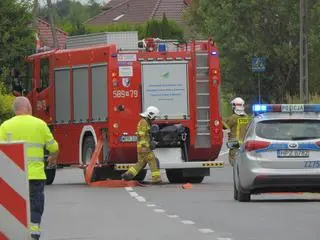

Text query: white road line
(198, 228), (215, 234)
(181, 220), (195, 225)
(146, 204), (156, 207)
(167, 214), (179, 218)
(218, 151), (228, 157)
(125, 188), (233, 239)
(129, 192), (139, 197)
(153, 209), (165, 213)
(135, 196), (146, 202)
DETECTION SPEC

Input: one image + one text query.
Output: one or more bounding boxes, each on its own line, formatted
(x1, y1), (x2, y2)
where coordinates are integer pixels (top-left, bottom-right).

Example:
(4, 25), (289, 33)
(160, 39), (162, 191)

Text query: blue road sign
(252, 57), (267, 73)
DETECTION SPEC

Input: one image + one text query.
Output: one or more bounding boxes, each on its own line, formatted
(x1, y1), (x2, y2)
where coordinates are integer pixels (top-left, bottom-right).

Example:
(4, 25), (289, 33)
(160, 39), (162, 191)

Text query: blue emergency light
(252, 104), (320, 115)
(158, 43), (167, 53)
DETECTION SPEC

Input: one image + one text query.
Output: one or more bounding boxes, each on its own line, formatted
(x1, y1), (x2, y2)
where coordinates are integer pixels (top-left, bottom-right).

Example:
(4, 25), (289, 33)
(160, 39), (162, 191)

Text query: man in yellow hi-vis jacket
(122, 106), (162, 184)
(0, 97), (59, 240)
(223, 97), (251, 166)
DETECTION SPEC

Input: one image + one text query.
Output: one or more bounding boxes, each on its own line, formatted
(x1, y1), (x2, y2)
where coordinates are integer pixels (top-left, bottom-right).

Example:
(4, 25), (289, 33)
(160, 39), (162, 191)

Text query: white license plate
(120, 136), (137, 142)
(277, 149), (309, 158)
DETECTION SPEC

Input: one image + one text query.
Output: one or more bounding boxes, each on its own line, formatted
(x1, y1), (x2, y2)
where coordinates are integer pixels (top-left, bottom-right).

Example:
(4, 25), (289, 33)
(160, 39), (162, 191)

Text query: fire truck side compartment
(54, 68), (71, 123)
(72, 65), (89, 122)
(91, 63), (108, 121)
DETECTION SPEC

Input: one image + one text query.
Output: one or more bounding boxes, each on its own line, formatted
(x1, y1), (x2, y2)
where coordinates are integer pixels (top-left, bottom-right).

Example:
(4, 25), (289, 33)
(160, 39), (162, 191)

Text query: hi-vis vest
(136, 118), (152, 152)
(0, 115), (59, 180)
(223, 114), (252, 144)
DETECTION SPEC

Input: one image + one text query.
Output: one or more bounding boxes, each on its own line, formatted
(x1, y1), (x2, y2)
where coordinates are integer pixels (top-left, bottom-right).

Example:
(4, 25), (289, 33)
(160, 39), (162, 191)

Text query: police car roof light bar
(252, 104), (320, 115)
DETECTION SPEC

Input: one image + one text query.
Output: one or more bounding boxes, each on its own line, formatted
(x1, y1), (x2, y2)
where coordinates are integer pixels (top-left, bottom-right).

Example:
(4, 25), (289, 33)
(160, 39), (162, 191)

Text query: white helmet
(140, 106), (160, 120)
(230, 97), (245, 115)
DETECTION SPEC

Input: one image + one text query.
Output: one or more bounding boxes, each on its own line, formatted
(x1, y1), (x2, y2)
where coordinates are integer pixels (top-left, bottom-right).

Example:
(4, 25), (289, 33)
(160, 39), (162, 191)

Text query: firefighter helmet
(230, 97), (245, 115)
(140, 106), (160, 120)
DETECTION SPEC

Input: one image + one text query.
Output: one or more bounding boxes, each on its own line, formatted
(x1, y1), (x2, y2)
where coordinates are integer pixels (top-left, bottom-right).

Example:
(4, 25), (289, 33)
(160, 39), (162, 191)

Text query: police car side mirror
(226, 140), (240, 149)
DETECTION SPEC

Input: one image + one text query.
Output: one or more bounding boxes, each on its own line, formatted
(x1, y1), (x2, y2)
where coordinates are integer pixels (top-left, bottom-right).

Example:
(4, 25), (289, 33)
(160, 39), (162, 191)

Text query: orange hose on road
(84, 136), (142, 188)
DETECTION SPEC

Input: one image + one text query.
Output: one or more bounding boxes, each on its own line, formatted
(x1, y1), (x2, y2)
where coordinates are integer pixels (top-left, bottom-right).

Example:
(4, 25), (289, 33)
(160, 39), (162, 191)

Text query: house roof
(86, 0), (191, 25)
(36, 18), (68, 49)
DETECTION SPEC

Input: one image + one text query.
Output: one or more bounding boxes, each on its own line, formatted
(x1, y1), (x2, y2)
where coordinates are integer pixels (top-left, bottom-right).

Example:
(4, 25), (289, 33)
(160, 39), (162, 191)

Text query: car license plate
(277, 149), (309, 158)
(120, 136), (137, 142)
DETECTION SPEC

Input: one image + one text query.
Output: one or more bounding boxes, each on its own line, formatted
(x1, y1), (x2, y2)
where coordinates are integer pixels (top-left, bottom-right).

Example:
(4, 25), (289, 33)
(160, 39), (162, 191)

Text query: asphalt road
(40, 136), (320, 240)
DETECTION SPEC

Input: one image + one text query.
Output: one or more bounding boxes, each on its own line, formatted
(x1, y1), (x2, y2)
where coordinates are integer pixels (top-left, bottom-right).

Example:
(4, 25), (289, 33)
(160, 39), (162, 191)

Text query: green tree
(0, 0), (33, 121)
(185, 0), (320, 103)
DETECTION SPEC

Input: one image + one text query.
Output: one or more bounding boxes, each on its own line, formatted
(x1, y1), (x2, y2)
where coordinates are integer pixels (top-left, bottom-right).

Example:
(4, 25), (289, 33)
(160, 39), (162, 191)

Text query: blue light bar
(252, 104), (320, 115)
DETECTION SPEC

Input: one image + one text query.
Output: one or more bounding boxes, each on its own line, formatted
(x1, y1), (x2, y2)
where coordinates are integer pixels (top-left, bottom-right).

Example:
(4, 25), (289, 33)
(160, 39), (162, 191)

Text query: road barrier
(0, 142), (30, 240)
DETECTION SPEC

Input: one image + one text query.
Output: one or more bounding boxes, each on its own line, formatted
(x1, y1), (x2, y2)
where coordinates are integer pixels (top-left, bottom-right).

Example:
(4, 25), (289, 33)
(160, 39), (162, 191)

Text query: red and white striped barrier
(0, 142), (30, 240)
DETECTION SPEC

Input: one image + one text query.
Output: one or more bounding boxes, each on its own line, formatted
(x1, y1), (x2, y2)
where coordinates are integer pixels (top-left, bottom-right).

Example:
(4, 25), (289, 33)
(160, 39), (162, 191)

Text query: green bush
(0, 83), (14, 124)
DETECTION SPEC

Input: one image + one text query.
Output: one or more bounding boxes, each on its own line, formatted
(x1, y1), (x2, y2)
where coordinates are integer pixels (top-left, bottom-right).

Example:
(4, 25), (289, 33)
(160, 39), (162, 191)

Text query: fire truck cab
(22, 31), (224, 185)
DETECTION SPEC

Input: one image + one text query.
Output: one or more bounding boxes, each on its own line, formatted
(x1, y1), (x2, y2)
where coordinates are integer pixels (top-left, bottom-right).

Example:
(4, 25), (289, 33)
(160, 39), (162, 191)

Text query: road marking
(154, 209), (165, 213)
(146, 204), (156, 207)
(199, 228), (215, 233)
(135, 196), (146, 202)
(181, 220), (195, 225)
(129, 192), (139, 197)
(167, 214), (179, 218)
(124, 188), (233, 239)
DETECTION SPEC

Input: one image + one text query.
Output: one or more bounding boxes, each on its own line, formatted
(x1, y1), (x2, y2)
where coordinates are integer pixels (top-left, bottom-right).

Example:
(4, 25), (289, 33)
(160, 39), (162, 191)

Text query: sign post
(0, 142), (30, 240)
(251, 57), (267, 104)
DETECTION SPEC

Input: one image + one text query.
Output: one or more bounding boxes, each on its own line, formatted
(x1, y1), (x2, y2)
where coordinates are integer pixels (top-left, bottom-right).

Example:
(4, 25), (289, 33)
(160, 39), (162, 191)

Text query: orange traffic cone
(182, 183), (193, 189)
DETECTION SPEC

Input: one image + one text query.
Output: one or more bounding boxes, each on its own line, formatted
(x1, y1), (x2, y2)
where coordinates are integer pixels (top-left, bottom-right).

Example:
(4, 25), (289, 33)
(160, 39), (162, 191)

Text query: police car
(229, 104), (320, 202)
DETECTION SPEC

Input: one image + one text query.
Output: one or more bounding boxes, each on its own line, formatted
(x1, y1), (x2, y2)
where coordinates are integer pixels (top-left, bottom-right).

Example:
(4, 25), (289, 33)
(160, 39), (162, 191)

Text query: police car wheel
(237, 189), (250, 202)
(233, 169), (238, 200)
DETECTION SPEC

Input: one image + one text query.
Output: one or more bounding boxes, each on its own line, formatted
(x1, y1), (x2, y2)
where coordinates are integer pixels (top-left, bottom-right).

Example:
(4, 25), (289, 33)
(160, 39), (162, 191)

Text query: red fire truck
(21, 32), (224, 185)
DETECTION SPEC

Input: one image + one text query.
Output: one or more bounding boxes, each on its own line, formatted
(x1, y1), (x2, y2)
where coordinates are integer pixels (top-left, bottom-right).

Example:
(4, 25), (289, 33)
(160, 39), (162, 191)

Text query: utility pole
(32, 0), (38, 30)
(299, 0), (309, 103)
(47, 0), (58, 48)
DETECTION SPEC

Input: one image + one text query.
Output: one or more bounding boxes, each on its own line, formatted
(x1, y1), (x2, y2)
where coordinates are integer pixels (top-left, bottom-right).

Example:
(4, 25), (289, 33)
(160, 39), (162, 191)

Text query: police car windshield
(255, 119), (320, 140)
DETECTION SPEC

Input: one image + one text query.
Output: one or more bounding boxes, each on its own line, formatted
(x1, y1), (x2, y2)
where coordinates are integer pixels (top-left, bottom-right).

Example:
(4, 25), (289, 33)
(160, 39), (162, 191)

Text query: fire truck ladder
(195, 44), (211, 148)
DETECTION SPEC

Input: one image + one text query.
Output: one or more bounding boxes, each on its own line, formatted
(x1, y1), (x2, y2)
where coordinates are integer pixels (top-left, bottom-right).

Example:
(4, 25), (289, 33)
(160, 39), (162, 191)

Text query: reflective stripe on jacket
(0, 115), (59, 180)
(136, 118), (151, 152)
(224, 113), (251, 143)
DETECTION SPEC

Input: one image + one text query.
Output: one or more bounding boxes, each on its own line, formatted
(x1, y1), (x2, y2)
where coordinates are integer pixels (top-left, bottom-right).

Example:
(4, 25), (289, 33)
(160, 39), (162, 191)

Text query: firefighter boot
(121, 171), (135, 181)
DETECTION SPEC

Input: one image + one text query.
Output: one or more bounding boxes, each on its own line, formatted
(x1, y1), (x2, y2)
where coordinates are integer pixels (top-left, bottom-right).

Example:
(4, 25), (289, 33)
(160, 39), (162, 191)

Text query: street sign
(252, 57), (267, 73)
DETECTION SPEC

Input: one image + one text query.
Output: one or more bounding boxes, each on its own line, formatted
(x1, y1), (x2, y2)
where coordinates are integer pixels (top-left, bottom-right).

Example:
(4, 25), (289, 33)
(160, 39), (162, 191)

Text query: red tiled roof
(36, 18), (68, 49)
(87, 0), (190, 25)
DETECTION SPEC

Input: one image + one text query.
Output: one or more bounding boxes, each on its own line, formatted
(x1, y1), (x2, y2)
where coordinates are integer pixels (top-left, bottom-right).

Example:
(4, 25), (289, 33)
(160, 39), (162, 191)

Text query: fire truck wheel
(166, 169), (204, 183)
(82, 136), (95, 170)
(183, 176), (204, 183)
(165, 169), (185, 183)
(45, 168), (56, 185)
(44, 157), (56, 185)
(134, 169), (147, 181)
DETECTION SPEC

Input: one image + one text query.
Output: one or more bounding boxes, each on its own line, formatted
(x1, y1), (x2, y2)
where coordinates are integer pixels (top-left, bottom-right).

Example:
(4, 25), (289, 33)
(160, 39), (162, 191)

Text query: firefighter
(10, 68), (26, 96)
(0, 96), (59, 240)
(122, 106), (162, 184)
(223, 97), (251, 166)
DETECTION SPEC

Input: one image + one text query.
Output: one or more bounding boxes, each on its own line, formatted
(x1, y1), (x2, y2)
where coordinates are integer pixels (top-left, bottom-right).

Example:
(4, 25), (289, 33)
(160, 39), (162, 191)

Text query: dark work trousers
(29, 180), (45, 238)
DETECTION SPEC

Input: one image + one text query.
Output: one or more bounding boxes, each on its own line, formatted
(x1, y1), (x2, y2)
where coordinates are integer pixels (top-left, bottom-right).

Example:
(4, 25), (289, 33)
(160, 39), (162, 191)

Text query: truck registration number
(120, 136), (137, 142)
(113, 90), (138, 98)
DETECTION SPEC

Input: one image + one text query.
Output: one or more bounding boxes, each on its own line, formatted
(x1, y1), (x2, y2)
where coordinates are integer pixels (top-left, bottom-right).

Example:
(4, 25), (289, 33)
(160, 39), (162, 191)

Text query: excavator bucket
(84, 136), (142, 188)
